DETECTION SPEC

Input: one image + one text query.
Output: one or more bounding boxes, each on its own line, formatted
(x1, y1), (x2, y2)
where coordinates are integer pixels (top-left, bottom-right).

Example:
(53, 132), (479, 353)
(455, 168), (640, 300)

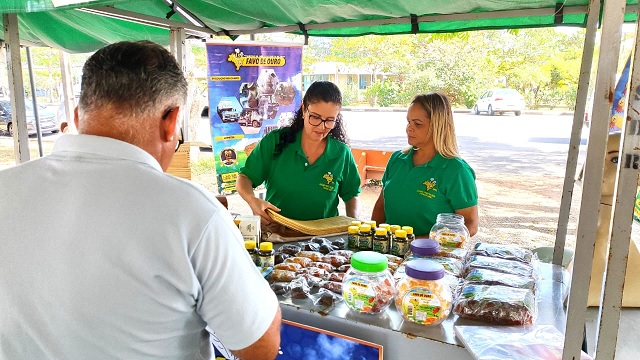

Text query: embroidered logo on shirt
(319, 172), (335, 192)
(417, 178), (438, 198)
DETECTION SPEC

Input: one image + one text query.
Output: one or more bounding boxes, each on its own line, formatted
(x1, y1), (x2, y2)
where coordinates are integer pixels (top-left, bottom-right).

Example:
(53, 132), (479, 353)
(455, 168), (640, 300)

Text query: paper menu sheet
(454, 325), (592, 360)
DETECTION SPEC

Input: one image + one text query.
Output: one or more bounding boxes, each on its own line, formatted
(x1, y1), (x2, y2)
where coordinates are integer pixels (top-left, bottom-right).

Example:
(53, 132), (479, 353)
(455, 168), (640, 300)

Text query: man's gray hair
(79, 40), (187, 119)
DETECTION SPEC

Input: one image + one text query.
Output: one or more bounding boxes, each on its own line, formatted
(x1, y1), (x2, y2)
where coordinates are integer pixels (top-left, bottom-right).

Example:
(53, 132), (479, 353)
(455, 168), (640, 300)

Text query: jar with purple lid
(395, 259), (452, 325)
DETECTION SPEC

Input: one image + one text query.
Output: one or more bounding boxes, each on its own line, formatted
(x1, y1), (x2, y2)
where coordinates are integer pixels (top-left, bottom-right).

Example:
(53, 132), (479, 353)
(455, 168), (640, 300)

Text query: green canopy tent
(0, 0), (639, 53)
(1, 1), (640, 360)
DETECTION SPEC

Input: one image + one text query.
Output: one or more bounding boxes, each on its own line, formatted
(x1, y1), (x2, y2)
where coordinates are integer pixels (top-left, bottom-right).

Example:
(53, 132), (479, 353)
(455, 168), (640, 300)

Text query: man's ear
(73, 107), (79, 129)
(162, 106), (180, 142)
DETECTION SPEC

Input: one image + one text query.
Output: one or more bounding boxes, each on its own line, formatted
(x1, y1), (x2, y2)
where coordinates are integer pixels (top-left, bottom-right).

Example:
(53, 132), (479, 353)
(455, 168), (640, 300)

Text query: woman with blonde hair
(371, 92), (478, 236)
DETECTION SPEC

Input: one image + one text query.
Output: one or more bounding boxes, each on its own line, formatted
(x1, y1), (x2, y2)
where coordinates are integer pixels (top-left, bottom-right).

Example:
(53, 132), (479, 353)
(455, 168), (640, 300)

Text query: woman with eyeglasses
(237, 81), (361, 224)
(371, 92), (479, 237)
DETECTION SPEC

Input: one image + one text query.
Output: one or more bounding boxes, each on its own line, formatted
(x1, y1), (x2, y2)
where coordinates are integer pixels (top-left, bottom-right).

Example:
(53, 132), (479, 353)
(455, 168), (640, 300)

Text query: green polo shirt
(381, 149), (477, 236)
(240, 129), (361, 220)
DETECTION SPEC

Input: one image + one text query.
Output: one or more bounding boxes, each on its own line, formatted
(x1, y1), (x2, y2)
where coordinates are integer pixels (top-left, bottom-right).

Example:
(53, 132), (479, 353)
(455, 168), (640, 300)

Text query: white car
(473, 88), (525, 116)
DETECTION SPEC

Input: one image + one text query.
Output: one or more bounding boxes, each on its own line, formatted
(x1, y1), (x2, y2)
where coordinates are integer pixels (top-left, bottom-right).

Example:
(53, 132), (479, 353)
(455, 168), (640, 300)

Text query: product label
(432, 231), (466, 248)
(343, 277), (376, 313)
(347, 234), (358, 249)
(372, 239), (389, 254)
(391, 240), (409, 257)
(258, 255), (274, 268)
(401, 288), (442, 324)
(358, 234), (373, 250)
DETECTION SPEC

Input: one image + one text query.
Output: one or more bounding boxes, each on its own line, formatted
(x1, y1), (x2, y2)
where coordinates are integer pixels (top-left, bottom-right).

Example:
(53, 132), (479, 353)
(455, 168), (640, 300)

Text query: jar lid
(405, 259), (445, 280)
(410, 238), (440, 256)
(350, 220), (362, 227)
(394, 229), (407, 238)
(244, 240), (256, 250)
(348, 225), (359, 234)
(359, 224), (371, 232)
(375, 227), (387, 236)
(259, 242), (273, 251)
(350, 251), (388, 272)
(402, 226), (414, 234)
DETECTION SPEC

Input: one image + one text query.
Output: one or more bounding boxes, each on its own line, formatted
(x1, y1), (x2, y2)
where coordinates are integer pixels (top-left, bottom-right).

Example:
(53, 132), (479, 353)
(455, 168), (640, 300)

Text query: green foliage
(363, 79), (398, 107)
(340, 83), (358, 106)
(311, 29), (585, 110)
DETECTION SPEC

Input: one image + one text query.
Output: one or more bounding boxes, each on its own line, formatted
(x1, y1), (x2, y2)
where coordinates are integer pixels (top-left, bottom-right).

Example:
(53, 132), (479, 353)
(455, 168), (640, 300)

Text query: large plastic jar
(394, 238), (439, 281)
(342, 251), (396, 314)
(395, 259), (452, 325)
(429, 213), (470, 248)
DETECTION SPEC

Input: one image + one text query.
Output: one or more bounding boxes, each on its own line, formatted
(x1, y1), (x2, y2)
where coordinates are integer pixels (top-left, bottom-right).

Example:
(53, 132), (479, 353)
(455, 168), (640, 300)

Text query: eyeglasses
(175, 127), (184, 153)
(306, 110), (336, 129)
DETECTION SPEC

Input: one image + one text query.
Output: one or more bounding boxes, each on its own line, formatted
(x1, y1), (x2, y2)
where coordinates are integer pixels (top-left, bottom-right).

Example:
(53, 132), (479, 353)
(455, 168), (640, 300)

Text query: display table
(279, 262), (569, 359)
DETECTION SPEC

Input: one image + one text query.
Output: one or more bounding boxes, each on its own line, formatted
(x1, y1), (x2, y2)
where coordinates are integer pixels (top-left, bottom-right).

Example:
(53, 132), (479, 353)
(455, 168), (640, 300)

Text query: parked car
(473, 88), (525, 116)
(0, 99), (59, 136)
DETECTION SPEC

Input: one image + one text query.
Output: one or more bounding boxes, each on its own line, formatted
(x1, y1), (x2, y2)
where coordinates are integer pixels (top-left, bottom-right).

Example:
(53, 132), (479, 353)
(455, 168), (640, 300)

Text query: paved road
(345, 111), (589, 178)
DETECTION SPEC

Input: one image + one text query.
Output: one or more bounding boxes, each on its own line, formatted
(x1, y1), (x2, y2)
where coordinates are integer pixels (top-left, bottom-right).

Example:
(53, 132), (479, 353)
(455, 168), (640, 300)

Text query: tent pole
(554, 0), (600, 265)
(3, 13), (29, 164)
(562, 0), (627, 358)
(170, 27), (189, 141)
(594, 10), (640, 359)
(26, 47), (43, 157)
(59, 50), (76, 134)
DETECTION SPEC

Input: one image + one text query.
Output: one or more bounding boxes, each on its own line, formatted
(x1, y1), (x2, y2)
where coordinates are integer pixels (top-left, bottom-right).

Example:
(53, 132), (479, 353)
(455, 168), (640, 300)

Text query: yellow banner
(221, 172), (239, 183)
(209, 75), (241, 81)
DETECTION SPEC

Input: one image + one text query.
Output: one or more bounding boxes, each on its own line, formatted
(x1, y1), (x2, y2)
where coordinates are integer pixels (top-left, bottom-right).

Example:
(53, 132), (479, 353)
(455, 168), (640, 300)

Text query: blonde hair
(410, 92), (459, 158)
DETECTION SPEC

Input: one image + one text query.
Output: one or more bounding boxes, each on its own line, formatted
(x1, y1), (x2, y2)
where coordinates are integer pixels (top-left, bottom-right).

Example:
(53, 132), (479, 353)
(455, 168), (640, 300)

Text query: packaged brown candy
(271, 269), (297, 282)
(284, 256), (312, 267)
(453, 284), (536, 325)
(308, 261), (335, 272)
(274, 262), (302, 272)
(471, 243), (534, 263)
(296, 251), (324, 262)
(280, 244), (302, 256)
(270, 282), (292, 296)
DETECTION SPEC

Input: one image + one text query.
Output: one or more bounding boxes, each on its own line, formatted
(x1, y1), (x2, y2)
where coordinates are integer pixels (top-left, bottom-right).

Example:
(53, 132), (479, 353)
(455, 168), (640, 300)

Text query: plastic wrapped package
(321, 254), (349, 267)
(453, 284), (537, 325)
(284, 256), (312, 267)
(295, 251), (325, 262)
(470, 242), (534, 263)
(271, 269), (297, 282)
(279, 244), (302, 256)
(464, 268), (536, 291)
(454, 325), (593, 360)
(274, 262), (302, 272)
(310, 288), (343, 308)
(297, 273), (324, 288)
(296, 266), (330, 278)
(270, 282), (292, 296)
(274, 252), (291, 265)
(308, 261), (335, 272)
(464, 256), (535, 278)
(328, 249), (354, 261)
(290, 277), (311, 299)
(320, 280), (343, 294)
(324, 272), (345, 282)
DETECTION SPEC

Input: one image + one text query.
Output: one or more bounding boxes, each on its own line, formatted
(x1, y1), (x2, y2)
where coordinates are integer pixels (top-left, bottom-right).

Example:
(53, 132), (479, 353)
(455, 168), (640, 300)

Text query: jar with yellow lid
(347, 225), (360, 250)
(245, 240), (259, 266)
(257, 242), (275, 267)
(372, 227), (390, 254)
(390, 229), (409, 258)
(395, 259), (452, 325)
(358, 224), (373, 250)
(402, 226), (415, 246)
